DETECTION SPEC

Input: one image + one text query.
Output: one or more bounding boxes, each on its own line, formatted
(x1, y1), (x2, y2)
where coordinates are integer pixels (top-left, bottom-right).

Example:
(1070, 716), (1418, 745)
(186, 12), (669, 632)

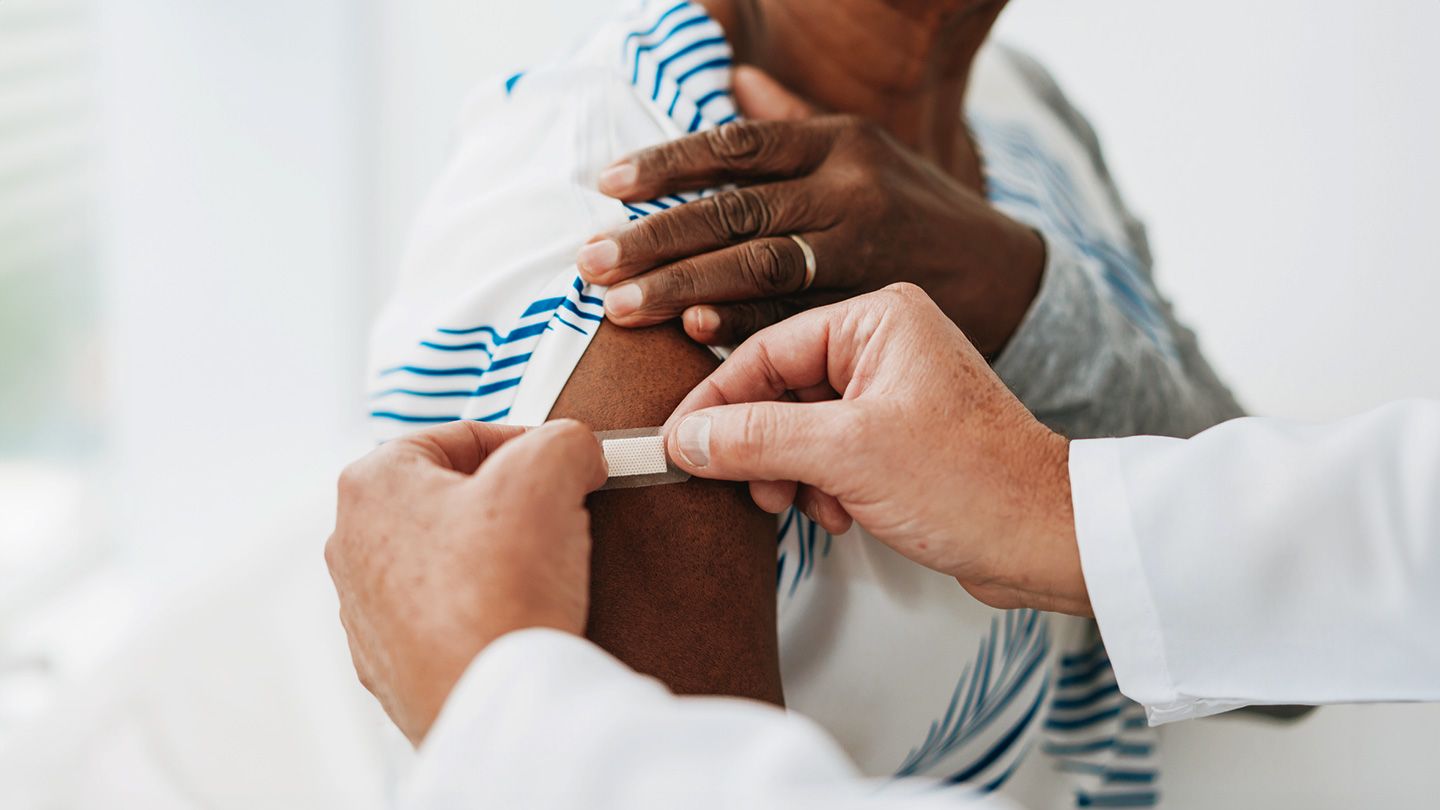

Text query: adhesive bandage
(596, 427), (691, 491)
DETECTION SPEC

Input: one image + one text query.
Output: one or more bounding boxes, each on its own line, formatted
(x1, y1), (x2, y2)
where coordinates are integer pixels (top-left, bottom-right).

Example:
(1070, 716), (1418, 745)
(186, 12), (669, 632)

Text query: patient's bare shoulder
(550, 321), (784, 705)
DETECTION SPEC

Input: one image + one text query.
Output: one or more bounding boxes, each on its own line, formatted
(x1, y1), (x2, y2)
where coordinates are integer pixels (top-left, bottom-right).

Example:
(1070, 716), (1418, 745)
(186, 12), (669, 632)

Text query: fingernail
(675, 415), (711, 468)
(598, 162), (637, 194)
(604, 284), (643, 317)
(689, 306), (720, 335)
(578, 239), (620, 273)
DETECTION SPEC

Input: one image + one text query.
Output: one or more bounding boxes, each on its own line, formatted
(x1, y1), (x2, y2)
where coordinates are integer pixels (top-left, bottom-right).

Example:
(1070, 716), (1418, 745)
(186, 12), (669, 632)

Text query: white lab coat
(401, 400), (1440, 809)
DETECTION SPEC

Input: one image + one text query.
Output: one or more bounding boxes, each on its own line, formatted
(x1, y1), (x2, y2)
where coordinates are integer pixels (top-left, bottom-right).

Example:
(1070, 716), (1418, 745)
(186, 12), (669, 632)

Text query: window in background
(0, 0), (101, 645)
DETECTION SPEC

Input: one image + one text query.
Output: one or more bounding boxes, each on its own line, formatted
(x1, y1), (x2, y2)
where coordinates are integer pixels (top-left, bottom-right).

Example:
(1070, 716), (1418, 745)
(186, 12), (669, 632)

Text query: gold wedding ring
(790, 234), (817, 291)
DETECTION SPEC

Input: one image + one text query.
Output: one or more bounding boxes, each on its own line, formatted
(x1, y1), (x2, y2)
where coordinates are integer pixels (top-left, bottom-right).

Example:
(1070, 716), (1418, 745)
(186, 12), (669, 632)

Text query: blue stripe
(572, 277), (605, 306)
(1044, 704), (1124, 732)
(1060, 638), (1106, 669)
(561, 298), (605, 321)
(674, 57), (731, 87)
(437, 325), (502, 339)
(1103, 770), (1157, 785)
(379, 365), (486, 377)
(693, 88), (729, 111)
(634, 15), (711, 85)
(1057, 655), (1111, 688)
(946, 678), (1050, 785)
(653, 38), (727, 99)
(624, 203), (653, 218)
(473, 407), (511, 423)
(1052, 681), (1121, 710)
(1042, 738), (1116, 757)
(1076, 791), (1158, 808)
(504, 71), (524, 95)
(688, 109), (704, 132)
(371, 389), (476, 399)
(472, 376), (523, 396)
(507, 322), (550, 341)
(715, 113), (738, 126)
(979, 741), (1034, 794)
(553, 313), (588, 335)
(486, 353), (533, 371)
(522, 296), (567, 317)
(421, 341), (492, 354)
(666, 86), (683, 117)
(622, 0), (690, 50)
(370, 412), (459, 424)
(1045, 736), (1153, 758)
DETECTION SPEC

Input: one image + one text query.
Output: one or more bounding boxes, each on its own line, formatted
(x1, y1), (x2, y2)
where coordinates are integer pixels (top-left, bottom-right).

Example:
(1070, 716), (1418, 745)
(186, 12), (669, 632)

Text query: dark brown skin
(550, 321), (784, 705)
(578, 0), (1047, 356)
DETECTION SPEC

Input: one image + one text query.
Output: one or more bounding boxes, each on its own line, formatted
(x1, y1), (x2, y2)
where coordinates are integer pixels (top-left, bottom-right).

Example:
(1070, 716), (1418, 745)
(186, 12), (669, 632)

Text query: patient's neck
(699, 0), (1006, 183)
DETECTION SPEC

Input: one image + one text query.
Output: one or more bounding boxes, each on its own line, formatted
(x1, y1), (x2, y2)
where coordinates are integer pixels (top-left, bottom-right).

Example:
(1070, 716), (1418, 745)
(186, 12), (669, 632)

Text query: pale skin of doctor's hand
(577, 66), (1046, 356)
(663, 283), (1090, 616)
(324, 419), (607, 746)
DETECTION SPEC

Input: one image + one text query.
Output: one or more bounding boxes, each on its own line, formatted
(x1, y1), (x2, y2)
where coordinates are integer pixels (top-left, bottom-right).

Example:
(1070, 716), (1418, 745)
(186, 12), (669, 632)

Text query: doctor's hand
(665, 284), (1089, 616)
(325, 420), (607, 745)
(579, 66), (1045, 357)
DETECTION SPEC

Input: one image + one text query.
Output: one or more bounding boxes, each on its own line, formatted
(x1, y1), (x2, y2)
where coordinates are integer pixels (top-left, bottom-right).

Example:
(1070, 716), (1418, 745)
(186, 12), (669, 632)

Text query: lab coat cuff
(402, 628), (633, 807)
(1069, 439), (1183, 724)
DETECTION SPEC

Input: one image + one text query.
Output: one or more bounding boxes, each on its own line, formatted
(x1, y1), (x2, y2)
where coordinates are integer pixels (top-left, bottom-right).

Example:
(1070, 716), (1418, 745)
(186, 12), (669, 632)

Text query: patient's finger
(598, 118), (841, 200)
(603, 237), (817, 326)
(732, 66), (818, 123)
(386, 420), (527, 475)
(579, 181), (827, 284)
(682, 293), (846, 346)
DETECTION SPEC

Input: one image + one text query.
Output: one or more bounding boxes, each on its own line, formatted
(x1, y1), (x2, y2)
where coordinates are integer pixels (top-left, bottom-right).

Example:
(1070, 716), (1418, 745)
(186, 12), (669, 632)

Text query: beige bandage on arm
(596, 427), (692, 490)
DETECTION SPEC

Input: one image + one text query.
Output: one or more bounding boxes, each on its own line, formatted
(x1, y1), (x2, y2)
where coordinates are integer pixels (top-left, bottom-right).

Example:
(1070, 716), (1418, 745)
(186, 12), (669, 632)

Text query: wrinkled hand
(325, 420), (607, 745)
(579, 66), (1045, 355)
(663, 284), (1088, 616)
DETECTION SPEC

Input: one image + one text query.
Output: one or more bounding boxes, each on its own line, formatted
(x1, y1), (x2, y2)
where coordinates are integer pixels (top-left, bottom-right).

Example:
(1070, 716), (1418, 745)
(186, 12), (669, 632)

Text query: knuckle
(336, 462), (367, 500)
(739, 405), (779, 454)
(323, 534), (341, 569)
(705, 121), (768, 167)
(657, 259), (704, 303)
(640, 144), (686, 182)
(738, 240), (794, 293)
(628, 216), (665, 255)
(886, 281), (926, 301)
(707, 188), (770, 241)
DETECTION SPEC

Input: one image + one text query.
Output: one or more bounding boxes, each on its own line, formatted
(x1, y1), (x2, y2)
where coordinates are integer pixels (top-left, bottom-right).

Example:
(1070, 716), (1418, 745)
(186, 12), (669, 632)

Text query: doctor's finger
(666, 400), (858, 491)
(598, 119), (840, 200)
(666, 297), (874, 426)
(477, 419), (608, 502)
(579, 181), (828, 284)
(379, 420), (528, 476)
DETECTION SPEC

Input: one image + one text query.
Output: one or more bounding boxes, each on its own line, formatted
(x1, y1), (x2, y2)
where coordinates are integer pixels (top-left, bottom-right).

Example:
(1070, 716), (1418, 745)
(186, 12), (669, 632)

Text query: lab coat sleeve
(400, 629), (1017, 810)
(1070, 399), (1440, 724)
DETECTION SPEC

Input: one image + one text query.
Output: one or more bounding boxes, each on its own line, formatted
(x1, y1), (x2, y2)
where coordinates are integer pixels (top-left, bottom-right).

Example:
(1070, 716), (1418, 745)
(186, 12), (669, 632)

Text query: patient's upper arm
(551, 320), (784, 705)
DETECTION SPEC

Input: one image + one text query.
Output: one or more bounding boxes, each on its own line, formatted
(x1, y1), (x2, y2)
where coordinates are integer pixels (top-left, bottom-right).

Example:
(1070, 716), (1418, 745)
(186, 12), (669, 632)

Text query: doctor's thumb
(666, 400), (854, 489)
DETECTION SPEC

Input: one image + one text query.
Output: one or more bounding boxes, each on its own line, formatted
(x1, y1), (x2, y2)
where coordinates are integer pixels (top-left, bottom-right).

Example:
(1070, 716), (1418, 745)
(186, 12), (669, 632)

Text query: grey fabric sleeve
(991, 48), (1244, 440)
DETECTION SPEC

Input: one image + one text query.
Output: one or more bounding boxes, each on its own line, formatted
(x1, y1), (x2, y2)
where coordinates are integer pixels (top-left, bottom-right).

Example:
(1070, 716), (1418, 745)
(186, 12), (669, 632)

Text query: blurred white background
(1, 1), (1436, 807)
